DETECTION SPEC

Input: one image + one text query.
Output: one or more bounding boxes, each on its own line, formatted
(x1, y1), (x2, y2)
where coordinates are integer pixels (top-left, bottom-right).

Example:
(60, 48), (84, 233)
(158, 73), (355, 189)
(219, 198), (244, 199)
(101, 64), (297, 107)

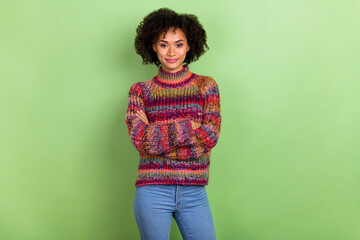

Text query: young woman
(125, 8), (221, 240)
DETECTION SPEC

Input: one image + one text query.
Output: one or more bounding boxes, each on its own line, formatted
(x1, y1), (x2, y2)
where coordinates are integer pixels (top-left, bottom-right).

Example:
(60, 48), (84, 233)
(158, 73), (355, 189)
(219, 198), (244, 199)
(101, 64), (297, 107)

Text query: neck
(154, 64), (195, 87)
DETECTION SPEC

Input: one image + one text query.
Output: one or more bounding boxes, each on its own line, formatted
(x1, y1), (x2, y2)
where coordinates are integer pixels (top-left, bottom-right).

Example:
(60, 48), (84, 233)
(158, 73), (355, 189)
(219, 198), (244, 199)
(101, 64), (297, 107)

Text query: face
(152, 27), (190, 73)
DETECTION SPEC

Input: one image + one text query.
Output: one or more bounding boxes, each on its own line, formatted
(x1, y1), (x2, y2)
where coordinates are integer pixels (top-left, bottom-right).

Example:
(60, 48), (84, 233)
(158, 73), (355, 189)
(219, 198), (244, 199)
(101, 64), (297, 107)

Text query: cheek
(157, 50), (166, 57)
(182, 49), (188, 57)
(155, 52), (163, 60)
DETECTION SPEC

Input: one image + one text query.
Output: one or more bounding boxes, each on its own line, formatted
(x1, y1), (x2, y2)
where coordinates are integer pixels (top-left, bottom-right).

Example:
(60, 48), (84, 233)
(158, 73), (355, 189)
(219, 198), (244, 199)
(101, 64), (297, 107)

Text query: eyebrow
(159, 39), (184, 43)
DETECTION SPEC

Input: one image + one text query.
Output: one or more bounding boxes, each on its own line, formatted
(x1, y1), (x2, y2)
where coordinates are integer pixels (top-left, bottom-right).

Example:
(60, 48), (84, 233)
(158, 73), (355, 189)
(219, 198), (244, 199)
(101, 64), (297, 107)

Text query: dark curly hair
(134, 8), (209, 66)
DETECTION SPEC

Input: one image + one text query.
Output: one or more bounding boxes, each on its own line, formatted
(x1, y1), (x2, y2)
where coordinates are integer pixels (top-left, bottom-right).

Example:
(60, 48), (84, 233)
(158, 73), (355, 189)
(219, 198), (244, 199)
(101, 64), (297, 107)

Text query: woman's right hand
(190, 120), (201, 130)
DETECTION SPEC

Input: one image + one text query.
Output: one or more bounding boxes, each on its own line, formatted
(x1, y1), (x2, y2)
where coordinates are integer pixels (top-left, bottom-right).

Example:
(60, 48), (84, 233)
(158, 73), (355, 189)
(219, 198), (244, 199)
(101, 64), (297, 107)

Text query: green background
(1, 0), (359, 239)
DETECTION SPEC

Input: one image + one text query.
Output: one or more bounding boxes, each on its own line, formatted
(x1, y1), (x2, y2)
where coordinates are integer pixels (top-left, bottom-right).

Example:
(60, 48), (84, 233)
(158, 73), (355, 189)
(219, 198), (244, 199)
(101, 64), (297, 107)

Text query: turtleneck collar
(153, 64), (196, 87)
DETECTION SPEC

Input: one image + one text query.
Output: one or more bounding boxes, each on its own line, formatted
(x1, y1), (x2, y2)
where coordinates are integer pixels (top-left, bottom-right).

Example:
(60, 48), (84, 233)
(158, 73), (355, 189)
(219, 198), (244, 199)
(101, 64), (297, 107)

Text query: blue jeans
(133, 184), (216, 240)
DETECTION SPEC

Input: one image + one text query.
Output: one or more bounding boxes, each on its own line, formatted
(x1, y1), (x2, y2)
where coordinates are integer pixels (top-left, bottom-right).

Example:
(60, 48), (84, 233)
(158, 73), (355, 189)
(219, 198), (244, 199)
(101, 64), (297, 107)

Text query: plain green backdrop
(1, 0), (359, 239)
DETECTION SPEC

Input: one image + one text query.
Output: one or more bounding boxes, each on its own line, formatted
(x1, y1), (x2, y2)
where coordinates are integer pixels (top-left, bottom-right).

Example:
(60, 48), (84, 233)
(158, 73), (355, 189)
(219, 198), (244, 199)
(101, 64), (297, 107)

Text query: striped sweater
(125, 64), (221, 187)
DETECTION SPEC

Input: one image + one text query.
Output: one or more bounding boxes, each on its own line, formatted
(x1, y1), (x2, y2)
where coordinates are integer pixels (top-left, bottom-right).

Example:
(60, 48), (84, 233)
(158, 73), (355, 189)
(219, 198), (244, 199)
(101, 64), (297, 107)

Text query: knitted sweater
(125, 64), (221, 187)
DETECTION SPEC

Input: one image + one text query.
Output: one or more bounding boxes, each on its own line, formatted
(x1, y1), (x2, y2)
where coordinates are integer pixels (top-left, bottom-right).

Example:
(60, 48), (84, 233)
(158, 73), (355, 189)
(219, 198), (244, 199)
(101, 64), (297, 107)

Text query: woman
(125, 7), (221, 240)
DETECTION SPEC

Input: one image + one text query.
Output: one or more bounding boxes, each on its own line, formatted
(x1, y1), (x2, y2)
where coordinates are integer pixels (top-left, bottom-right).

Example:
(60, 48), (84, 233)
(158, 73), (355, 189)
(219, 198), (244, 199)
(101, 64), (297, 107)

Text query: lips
(166, 59), (178, 63)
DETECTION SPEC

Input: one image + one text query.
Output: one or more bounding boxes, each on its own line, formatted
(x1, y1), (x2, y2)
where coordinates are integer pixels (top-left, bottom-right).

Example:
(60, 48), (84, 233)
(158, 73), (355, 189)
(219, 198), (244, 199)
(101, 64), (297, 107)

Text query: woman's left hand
(136, 110), (149, 125)
(190, 120), (201, 130)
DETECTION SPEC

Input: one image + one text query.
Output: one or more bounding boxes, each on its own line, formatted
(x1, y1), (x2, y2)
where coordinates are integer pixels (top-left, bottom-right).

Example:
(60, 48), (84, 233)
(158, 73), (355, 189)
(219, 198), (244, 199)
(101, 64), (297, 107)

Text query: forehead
(157, 27), (187, 41)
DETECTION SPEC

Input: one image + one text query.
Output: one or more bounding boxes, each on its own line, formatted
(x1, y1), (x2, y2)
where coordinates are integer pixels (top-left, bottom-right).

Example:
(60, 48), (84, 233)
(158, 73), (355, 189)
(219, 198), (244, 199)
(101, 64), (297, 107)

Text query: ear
(152, 43), (157, 52)
(186, 45), (190, 52)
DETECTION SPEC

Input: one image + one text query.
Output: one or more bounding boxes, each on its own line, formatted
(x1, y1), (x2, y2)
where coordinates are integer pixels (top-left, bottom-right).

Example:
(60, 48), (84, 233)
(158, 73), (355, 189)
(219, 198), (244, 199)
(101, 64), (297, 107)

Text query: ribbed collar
(153, 64), (195, 87)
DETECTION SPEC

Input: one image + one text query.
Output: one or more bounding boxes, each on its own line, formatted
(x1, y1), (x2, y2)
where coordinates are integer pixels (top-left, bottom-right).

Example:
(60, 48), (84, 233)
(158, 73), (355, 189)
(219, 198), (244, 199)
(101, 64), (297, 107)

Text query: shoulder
(128, 82), (142, 94)
(128, 79), (152, 93)
(193, 74), (219, 94)
(194, 74), (218, 85)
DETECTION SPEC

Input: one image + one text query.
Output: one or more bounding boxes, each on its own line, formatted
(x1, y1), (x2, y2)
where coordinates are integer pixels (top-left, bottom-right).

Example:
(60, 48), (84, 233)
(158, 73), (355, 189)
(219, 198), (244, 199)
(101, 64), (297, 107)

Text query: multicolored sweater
(125, 64), (221, 187)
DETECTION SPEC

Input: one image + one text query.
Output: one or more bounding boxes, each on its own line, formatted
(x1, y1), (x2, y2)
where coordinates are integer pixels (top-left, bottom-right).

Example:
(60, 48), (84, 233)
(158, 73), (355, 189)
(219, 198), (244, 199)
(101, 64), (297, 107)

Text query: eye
(176, 43), (183, 47)
(160, 44), (167, 48)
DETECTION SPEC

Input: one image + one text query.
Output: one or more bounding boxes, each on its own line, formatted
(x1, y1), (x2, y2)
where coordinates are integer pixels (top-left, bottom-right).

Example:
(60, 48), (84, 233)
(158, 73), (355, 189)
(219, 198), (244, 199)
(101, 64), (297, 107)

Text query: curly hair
(134, 8), (209, 66)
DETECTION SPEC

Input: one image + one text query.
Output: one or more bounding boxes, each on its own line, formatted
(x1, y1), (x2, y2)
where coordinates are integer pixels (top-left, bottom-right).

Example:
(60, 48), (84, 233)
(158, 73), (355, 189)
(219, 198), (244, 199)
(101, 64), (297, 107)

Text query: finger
(136, 111), (145, 118)
(139, 112), (149, 121)
(139, 117), (147, 124)
(139, 114), (148, 123)
(136, 112), (145, 122)
(136, 112), (149, 124)
(137, 111), (146, 118)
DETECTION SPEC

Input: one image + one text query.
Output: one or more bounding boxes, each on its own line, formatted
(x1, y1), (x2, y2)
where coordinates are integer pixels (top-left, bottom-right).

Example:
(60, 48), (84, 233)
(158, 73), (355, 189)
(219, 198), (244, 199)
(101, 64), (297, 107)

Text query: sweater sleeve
(125, 82), (194, 155)
(163, 77), (221, 160)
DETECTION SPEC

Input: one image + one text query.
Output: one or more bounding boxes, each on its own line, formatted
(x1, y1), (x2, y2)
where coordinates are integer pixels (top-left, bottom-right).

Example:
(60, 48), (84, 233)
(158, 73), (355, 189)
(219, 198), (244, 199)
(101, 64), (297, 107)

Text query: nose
(167, 45), (175, 56)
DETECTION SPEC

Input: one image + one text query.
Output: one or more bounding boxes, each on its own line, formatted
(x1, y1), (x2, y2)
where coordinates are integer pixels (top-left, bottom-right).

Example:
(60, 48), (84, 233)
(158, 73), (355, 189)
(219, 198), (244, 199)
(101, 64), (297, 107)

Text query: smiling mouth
(166, 59), (178, 63)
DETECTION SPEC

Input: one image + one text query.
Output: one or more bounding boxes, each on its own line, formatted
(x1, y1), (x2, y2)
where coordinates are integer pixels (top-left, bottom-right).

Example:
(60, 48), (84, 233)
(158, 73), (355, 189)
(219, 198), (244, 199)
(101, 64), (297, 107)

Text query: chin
(162, 63), (184, 72)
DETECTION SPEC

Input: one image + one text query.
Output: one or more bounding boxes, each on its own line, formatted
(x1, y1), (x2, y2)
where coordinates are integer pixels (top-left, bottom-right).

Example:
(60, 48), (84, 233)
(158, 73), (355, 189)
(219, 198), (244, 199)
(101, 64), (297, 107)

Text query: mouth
(165, 59), (178, 63)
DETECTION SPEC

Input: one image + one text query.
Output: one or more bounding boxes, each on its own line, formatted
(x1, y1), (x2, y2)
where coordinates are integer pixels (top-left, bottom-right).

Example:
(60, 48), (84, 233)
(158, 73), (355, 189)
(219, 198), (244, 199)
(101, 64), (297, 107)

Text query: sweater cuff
(175, 119), (195, 146)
